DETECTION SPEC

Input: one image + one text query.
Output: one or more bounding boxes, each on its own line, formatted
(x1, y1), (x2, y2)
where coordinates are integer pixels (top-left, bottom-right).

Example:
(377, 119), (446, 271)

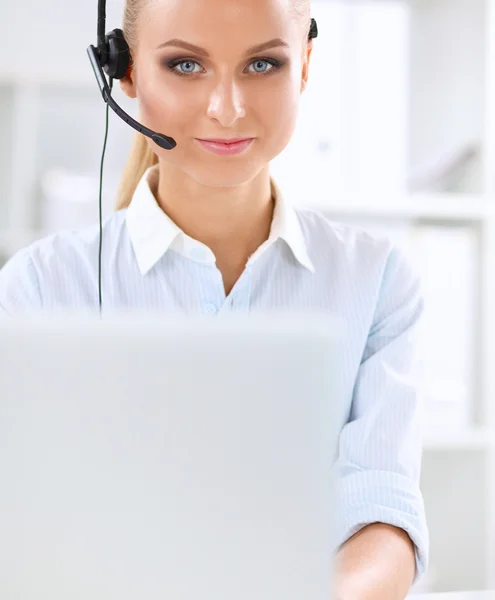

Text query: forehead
(141, 0), (298, 48)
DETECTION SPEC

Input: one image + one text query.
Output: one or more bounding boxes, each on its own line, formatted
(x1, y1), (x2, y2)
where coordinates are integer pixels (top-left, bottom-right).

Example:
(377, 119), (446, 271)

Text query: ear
(300, 40), (313, 93)
(120, 61), (137, 99)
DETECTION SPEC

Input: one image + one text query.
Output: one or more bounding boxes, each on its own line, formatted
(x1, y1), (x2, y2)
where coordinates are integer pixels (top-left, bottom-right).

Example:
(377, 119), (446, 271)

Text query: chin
(186, 164), (266, 189)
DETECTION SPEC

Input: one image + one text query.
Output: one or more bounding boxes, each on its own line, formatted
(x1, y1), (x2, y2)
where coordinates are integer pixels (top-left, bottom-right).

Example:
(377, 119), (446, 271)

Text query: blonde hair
(114, 0), (310, 211)
(115, 132), (158, 211)
(114, 0), (157, 211)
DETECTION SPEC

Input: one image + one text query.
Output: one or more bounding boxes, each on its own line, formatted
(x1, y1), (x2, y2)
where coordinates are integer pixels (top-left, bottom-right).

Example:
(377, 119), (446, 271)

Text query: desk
(409, 593), (495, 599)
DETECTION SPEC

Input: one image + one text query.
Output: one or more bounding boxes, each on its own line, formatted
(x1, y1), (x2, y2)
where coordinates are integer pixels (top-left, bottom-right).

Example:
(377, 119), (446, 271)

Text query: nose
(206, 77), (246, 127)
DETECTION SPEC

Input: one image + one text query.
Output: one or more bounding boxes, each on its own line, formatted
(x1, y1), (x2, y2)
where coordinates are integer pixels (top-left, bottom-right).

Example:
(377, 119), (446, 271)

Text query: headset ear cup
(309, 18), (318, 40)
(104, 28), (130, 79)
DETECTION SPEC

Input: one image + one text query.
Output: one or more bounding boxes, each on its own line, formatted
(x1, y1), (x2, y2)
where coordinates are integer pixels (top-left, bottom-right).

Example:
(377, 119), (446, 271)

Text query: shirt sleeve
(0, 248), (42, 313)
(334, 243), (429, 585)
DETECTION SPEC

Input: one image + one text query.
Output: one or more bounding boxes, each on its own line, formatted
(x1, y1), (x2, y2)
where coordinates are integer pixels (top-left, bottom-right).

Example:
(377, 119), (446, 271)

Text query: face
(121, 0), (313, 188)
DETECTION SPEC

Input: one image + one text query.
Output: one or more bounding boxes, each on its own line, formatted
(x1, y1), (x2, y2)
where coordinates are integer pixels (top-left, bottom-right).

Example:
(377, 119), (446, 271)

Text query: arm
(333, 522), (416, 600)
(333, 244), (430, 597)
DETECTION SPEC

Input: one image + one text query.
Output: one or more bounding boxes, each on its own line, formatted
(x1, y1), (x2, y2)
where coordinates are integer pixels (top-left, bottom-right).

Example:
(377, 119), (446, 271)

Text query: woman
(0, 0), (428, 596)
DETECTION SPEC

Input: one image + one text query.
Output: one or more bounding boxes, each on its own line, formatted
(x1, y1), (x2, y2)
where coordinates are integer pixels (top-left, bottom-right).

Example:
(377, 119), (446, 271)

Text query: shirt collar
(125, 164), (315, 275)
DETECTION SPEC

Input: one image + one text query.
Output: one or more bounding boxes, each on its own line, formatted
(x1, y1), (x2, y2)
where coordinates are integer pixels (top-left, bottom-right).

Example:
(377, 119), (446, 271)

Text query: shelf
(0, 194), (490, 260)
(300, 193), (495, 222)
(423, 427), (492, 451)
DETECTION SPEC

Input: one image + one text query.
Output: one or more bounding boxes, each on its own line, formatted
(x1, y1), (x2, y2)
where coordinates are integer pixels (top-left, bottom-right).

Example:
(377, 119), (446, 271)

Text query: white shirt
(0, 164), (429, 583)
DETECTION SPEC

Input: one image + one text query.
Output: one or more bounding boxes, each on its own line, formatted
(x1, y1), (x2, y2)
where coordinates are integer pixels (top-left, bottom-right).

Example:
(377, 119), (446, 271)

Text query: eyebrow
(156, 38), (290, 57)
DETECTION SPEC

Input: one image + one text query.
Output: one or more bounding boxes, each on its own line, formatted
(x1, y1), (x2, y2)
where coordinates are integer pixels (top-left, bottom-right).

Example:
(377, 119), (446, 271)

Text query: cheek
(136, 90), (176, 124)
(136, 79), (194, 163)
(259, 63), (301, 123)
(257, 81), (300, 147)
(135, 67), (193, 130)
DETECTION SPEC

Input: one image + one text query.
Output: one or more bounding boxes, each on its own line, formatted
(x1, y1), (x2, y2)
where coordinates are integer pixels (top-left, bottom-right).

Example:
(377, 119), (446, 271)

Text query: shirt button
(203, 302), (218, 315)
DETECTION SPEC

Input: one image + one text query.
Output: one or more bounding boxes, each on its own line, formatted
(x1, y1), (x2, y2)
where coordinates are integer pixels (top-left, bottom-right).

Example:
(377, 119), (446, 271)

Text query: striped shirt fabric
(0, 164), (429, 583)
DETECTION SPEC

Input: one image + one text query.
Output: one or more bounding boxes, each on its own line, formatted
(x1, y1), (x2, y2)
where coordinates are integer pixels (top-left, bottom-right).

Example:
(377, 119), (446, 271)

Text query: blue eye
(169, 59), (203, 75)
(165, 57), (284, 77)
(247, 59), (278, 74)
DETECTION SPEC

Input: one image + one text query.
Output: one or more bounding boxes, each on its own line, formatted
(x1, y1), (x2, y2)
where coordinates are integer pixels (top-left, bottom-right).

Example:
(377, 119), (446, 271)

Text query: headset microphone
(87, 0), (318, 313)
(87, 49), (177, 151)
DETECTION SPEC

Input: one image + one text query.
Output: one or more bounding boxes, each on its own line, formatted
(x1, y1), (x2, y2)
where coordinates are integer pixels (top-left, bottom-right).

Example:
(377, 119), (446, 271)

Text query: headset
(87, 0), (318, 313)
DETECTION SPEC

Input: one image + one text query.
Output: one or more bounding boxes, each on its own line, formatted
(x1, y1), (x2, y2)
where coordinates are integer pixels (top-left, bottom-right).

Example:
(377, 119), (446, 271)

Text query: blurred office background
(0, 0), (494, 593)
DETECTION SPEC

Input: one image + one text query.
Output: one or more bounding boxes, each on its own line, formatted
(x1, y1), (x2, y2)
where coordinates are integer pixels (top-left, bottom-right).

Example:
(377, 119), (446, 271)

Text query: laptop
(0, 312), (342, 600)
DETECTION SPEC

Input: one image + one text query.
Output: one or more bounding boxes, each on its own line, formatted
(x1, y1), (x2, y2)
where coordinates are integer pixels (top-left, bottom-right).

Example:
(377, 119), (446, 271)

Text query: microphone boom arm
(87, 45), (177, 150)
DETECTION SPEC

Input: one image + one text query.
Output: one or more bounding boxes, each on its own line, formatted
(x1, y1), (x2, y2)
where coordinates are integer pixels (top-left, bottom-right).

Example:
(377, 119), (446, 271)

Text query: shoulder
(294, 207), (422, 314)
(0, 245), (41, 314)
(30, 209), (128, 265)
(0, 211), (128, 313)
(295, 207), (416, 275)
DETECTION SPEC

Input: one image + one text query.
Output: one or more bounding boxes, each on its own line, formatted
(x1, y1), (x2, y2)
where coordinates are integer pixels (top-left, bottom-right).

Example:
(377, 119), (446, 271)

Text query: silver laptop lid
(0, 313), (341, 600)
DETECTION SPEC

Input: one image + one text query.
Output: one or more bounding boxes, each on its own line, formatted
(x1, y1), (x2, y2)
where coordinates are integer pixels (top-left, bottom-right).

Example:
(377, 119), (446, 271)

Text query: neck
(153, 163), (275, 268)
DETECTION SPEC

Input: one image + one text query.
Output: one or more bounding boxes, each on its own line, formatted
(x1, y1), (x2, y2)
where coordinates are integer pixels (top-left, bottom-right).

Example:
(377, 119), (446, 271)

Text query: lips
(196, 138), (255, 156)
(198, 138), (253, 144)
